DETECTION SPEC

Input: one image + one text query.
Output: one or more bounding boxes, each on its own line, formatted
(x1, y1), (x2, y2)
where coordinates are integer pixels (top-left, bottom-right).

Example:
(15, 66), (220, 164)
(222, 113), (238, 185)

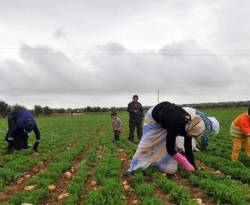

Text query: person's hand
(33, 141), (40, 152)
(173, 153), (195, 172)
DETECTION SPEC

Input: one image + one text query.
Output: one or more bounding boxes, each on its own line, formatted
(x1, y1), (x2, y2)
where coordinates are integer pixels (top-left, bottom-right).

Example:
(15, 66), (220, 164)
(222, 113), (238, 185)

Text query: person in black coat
(5, 108), (41, 153)
(127, 95), (144, 141)
(128, 102), (205, 174)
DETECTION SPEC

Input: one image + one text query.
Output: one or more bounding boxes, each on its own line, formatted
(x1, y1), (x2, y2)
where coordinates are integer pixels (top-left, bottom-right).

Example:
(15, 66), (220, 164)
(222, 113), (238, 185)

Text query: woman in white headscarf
(181, 107), (220, 152)
(128, 102), (205, 175)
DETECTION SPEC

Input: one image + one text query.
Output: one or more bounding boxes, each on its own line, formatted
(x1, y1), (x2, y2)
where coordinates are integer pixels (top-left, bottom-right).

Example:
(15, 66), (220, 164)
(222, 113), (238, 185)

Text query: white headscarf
(208, 117), (220, 133)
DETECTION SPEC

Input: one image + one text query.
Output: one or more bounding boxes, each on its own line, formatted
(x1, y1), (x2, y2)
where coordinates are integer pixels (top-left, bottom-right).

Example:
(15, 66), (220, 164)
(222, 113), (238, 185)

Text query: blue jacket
(8, 109), (41, 141)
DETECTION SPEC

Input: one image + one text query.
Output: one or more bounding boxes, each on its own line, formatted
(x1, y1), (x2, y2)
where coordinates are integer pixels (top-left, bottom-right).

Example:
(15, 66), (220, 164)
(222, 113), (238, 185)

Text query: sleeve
(240, 121), (250, 136)
(166, 130), (177, 156)
(184, 137), (195, 166)
(127, 103), (133, 113)
(140, 104), (144, 117)
(8, 123), (21, 141)
(127, 103), (135, 113)
(33, 124), (41, 142)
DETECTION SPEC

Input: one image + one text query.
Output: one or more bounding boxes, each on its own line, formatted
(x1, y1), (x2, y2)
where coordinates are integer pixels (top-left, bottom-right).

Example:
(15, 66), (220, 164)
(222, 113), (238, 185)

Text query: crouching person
(231, 106), (250, 161)
(128, 101), (205, 175)
(176, 107), (220, 152)
(5, 108), (41, 154)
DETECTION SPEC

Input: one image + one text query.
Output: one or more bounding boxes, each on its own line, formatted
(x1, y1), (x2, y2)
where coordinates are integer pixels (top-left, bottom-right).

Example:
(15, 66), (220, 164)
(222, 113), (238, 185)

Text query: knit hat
(186, 115), (205, 138)
(208, 117), (220, 133)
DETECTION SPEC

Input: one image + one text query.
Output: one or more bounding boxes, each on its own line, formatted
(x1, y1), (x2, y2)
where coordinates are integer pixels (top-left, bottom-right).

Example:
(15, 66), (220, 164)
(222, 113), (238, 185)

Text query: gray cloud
(0, 41), (243, 99)
(0, 0), (250, 107)
(53, 28), (67, 39)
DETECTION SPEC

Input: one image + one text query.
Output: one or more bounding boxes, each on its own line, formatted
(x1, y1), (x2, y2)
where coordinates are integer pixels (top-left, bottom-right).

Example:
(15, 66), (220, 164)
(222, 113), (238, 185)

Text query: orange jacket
(233, 113), (250, 136)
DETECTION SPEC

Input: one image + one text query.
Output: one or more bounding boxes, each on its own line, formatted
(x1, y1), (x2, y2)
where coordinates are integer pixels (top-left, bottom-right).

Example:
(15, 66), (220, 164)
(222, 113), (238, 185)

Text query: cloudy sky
(0, 0), (249, 108)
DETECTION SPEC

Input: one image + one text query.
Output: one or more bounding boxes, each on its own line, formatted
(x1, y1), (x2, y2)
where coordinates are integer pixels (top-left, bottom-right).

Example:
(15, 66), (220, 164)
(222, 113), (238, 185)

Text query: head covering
(208, 117), (220, 133)
(186, 115), (205, 138)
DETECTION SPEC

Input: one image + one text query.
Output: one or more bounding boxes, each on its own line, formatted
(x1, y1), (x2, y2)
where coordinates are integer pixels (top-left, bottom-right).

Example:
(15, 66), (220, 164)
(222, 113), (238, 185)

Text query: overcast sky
(0, 0), (249, 108)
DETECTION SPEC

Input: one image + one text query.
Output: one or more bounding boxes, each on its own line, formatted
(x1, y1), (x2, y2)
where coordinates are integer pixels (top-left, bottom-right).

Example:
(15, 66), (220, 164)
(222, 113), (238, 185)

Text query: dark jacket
(7, 109), (40, 142)
(127, 101), (144, 120)
(152, 102), (195, 166)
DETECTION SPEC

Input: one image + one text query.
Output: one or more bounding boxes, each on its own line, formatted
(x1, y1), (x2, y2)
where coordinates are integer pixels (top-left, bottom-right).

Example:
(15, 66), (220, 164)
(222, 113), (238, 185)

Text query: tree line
(0, 100), (249, 118)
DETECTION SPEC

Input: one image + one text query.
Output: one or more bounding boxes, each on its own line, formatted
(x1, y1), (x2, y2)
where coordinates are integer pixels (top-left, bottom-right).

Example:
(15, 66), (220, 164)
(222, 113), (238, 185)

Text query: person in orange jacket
(231, 106), (250, 161)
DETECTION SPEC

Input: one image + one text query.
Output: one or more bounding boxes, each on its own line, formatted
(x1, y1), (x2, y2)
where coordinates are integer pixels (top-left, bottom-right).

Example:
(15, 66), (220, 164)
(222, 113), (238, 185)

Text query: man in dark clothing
(5, 108), (41, 153)
(127, 95), (144, 141)
(128, 102), (205, 174)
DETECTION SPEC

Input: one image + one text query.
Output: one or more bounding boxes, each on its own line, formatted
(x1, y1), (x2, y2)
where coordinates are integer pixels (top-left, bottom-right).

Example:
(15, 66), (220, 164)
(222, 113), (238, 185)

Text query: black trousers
(128, 118), (143, 140)
(114, 130), (120, 141)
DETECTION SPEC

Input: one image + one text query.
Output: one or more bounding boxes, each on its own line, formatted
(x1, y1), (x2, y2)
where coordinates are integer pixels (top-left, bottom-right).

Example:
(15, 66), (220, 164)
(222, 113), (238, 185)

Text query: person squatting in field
(127, 95), (144, 141)
(176, 107), (220, 152)
(230, 106), (250, 161)
(5, 108), (41, 154)
(128, 101), (205, 175)
(111, 112), (122, 141)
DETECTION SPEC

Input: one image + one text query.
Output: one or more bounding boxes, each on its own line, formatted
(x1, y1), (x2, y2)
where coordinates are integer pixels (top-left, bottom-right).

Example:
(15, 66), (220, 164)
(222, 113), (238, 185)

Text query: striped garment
(128, 107), (177, 174)
(231, 113), (250, 138)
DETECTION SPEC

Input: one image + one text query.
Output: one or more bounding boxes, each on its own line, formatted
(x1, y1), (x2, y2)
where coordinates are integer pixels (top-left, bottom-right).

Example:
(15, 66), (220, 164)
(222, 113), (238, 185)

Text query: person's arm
(7, 123), (21, 141)
(33, 124), (41, 152)
(166, 131), (177, 156)
(166, 131), (195, 172)
(140, 104), (144, 117)
(127, 103), (136, 114)
(240, 120), (250, 136)
(184, 136), (195, 167)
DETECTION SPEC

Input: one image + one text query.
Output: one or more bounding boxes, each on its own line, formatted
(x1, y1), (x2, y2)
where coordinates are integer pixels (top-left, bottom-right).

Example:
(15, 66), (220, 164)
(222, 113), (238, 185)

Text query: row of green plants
(118, 138), (197, 205)
(7, 130), (95, 205)
(154, 174), (198, 205)
(204, 130), (250, 167)
(62, 130), (105, 205)
(132, 172), (164, 205)
(196, 152), (250, 184)
(84, 133), (123, 205)
(119, 108), (250, 204)
(178, 168), (250, 205)
(0, 116), (93, 190)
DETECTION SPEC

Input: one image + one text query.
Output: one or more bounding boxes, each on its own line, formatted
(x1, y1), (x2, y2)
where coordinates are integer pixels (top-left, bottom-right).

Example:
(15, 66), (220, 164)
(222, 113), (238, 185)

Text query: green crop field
(0, 107), (249, 205)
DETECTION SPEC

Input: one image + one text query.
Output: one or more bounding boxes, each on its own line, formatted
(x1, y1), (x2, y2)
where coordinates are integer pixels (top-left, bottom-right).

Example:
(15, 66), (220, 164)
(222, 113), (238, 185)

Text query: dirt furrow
(154, 188), (173, 205)
(0, 140), (80, 202)
(116, 148), (140, 205)
(76, 145), (105, 205)
(173, 174), (214, 205)
(84, 145), (105, 193)
(40, 137), (103, 205)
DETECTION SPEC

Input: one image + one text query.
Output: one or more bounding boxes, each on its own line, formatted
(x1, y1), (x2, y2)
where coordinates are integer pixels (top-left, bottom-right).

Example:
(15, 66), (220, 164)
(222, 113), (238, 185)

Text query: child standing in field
(231, 106), (250, 161)
(111, 112), (122, 141)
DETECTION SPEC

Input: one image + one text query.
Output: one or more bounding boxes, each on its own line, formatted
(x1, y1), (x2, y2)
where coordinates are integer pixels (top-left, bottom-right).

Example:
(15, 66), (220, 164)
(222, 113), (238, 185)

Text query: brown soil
(84, 145), (105, 192)
(0, 140), (80, 202)
(40, 140), (103, 205)
(154, 188), (174, 205)
(173, 174), (215, 205)
(41, 127), (105, 205)
(116, 148), (140, 205)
